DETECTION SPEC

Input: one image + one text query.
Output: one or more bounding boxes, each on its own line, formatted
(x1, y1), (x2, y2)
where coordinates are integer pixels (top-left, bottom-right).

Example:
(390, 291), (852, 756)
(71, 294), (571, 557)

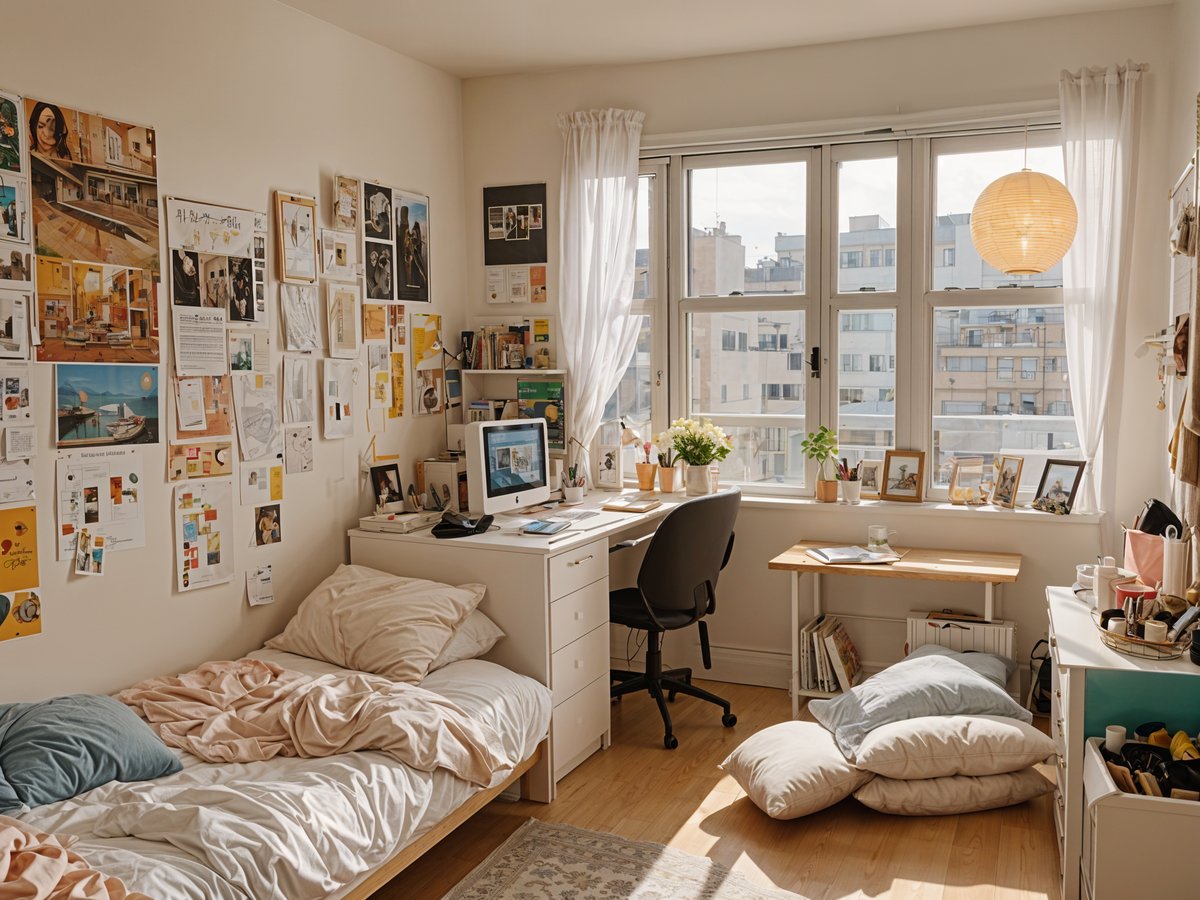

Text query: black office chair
(609, 488), (740, 749)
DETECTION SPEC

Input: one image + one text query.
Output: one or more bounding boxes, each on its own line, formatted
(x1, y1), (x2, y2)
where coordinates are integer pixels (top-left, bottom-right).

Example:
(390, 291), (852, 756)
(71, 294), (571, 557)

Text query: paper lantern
(970, 169), (1077, 275)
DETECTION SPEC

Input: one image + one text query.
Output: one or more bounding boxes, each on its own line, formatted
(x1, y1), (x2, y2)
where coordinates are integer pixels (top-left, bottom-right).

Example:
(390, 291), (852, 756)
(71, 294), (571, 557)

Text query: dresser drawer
(549, 539), (607, 601)
(552, 624), (610, 705)
(551, 579), (609, 652)
(552, 673), (610, 779)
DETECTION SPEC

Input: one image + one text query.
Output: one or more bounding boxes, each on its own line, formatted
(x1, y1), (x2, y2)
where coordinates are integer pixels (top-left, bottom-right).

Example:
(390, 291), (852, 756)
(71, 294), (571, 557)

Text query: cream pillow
(266, 564), (485, 683)
(429, 610), (506, 672)
(719, 721), (874, 819)
(856, 715), (1055, 780)
(853, 768), (1053, 816)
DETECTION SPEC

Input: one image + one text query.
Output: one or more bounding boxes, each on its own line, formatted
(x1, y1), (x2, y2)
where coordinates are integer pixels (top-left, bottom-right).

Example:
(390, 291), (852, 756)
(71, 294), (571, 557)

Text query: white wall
(1169, 1), (1200, 176)
(460, 7), (1173, 686)
(1, 0), (466, 700)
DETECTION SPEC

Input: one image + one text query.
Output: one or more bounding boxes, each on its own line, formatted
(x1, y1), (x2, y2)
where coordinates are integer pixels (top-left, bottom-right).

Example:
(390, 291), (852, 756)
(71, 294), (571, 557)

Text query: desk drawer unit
(552, 673), (610, 780)
(552, 625), (610, 706)
(549, 539), (607, 600)
(551, 580), (608, 652)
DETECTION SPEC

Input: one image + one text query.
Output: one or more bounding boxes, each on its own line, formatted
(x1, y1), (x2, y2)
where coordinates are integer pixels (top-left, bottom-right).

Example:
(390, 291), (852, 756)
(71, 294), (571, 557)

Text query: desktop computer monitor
(465, 419), (551, 515)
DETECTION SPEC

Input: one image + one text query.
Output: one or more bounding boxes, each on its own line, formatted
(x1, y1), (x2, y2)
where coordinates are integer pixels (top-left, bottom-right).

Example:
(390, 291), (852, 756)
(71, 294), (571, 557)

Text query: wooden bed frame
(340, 740), (546, 899)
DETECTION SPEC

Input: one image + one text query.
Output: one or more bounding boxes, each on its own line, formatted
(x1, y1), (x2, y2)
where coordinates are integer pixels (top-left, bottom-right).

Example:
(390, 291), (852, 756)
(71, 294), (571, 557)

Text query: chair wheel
(667, 691), (676, 702)
(722, 713), (737, 727)
(664, 734), (679, 749)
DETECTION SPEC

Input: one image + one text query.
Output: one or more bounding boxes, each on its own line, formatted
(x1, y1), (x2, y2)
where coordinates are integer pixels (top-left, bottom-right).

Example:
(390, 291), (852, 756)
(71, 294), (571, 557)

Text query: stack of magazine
(800, 614), (863, 695)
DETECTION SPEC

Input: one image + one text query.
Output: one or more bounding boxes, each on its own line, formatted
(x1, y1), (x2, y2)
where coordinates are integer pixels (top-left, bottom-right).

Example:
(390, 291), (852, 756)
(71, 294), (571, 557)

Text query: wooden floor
(379, 680), (1060, 900)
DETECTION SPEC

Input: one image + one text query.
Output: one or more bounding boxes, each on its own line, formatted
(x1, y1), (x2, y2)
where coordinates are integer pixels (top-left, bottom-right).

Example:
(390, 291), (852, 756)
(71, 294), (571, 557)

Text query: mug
(1105, 725), (1127, 754)
(867, 525), (896, 550)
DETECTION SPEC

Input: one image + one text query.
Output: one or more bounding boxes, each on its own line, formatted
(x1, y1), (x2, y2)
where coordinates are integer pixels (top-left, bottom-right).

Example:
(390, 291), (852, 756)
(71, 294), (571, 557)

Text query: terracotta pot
(635, 462), (657, 491)
(658, 465), (677, 493)
(815, 479), (839, 502)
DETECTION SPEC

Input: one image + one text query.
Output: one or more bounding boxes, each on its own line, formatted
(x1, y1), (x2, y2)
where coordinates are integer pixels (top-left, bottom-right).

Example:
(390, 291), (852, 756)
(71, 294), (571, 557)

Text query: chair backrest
(636, 488), (740, 629)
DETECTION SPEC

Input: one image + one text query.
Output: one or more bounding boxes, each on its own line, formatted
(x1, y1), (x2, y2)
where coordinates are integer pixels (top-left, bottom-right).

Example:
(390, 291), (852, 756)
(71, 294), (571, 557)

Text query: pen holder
(841, 480), (862, 505)
(562, 485), (585, 504)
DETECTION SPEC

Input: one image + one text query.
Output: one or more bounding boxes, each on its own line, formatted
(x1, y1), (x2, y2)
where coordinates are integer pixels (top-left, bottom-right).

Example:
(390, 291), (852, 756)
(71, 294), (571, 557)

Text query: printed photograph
(56, 363), (158, 448)
(0, 176), (29, 244)
(198, 254), (231, 309)
(414, 366), (443, 416)
(0, 244), (30, 286)
(1033, 459), (1085, 514)
(370, 463), (403, 505)
(395, 190), (430, 302)
(253, 233), (265, 260)
(363, 182), (392, 241)
(228, 256), (254, 322)
(25, 98), (159, 275)
(254, 503), (281, 546)
(334, 175), (359, 231)
(228, 333), (254, 371)
(362, 302), (388, 343)
(171, 249), (201, 306)
(36, 261), (158, 364)
(858, 459), (883, 498)
(881, 450), (925, 503)
(0, 92), (23, 173)
(487, 205), (505, 240)
(365, 241), (393, 301)
(991, 455), (1024, 509)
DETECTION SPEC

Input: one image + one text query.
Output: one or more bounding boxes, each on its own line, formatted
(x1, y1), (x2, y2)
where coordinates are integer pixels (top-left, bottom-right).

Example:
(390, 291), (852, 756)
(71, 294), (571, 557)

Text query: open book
(805, 545), (902, 565)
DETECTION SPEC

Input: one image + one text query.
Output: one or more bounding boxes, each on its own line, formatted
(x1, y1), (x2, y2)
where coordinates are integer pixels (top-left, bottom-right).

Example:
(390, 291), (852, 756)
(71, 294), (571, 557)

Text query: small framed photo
(594, 420), (623, 491)
(370, 462), (405, 509)
(880, 450), (925, 503)
(991, 455), (1024, 509)
(1033, 458), (1086, 514)
(275, 191), (318, 284)
(857, 459), (884, 499)
(948, 456), (986, 505)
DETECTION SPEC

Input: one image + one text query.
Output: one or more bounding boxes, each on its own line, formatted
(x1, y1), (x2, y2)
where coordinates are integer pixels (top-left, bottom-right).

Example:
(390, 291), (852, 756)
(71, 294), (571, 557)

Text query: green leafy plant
(800, 426), (839, 481)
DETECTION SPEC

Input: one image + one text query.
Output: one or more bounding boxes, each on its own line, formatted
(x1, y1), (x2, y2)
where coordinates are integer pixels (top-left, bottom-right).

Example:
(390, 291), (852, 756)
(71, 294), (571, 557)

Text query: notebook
(805, 545), (902, 565)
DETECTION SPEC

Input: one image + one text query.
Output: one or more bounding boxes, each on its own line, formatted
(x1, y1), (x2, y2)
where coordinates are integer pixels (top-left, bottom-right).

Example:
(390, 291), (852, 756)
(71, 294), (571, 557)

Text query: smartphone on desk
(520, 519), (570, 536)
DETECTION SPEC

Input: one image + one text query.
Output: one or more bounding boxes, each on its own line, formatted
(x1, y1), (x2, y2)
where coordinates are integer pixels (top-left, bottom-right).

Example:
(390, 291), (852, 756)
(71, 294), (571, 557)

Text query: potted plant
(654, 431), (678, 493)
(635, 440), (657, 491)
(801, 426), (839, 502)
(666, 417), (733, 496)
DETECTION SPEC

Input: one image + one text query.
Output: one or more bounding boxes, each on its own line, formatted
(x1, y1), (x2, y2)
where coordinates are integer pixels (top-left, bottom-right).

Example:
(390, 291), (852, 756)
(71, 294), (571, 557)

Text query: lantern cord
(1023, 122), (1029, 170)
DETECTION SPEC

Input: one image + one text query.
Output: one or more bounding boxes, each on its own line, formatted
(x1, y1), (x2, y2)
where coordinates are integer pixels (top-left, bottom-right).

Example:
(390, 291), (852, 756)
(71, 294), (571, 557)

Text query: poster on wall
(394, 189), (429, 302)
(0, 504), (40, 644)
(55, 448), (145, 560)
(361, 181), (430, 303)
(55, 363), (158, 448)
(27, 96), (160, 363)
(412, 312), (443, 416)
(166, 197), (258, 328)
(483, 182), (547, 267)
(174, 478), (234, 592)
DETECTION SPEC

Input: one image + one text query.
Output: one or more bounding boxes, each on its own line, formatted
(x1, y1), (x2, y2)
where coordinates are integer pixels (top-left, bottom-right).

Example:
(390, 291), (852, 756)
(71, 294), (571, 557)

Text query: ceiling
(278, 0), (1162, 78)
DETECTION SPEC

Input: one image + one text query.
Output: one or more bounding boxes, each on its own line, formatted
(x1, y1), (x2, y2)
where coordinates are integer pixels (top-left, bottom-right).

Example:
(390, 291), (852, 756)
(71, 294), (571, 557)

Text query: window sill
(738, 494), (1103, 524)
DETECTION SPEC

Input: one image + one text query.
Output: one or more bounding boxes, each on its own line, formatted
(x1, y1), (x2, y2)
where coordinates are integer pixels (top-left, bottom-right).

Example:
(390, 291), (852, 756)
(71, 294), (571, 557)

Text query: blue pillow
(0, 694), (182, 813)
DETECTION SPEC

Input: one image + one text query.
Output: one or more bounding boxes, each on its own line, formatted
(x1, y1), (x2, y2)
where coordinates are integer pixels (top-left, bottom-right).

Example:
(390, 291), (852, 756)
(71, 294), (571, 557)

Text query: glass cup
(867, 525), (896, 550)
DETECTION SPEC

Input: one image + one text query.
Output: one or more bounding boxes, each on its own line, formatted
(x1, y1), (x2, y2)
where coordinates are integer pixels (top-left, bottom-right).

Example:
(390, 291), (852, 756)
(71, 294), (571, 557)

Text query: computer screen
(482, 420), (548, 499)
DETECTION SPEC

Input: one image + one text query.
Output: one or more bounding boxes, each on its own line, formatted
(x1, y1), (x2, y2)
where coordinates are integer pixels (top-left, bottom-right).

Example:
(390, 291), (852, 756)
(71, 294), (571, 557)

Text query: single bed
(12, 649), (551, 900)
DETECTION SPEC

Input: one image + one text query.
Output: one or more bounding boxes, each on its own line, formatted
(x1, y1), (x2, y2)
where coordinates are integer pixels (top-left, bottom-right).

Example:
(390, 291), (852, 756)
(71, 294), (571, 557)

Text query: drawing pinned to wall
(0, 291), (28, 358)
(55, 449), (144, 559)
(174, 478), (233, 592)
(165, 198), (253, 258)
(334, 175), (359, 231)
(362, 302), (388, 343)
(327, 282), (361, 359)
(274, 191), (317, 284)
(55, 363), (158, 448)
(172, 374), (232, 439)
(0, 503), (39, 644)
(167, 440), (233, 481)
(284, 423), (313, 474)
(394, 189), (429, 303)
(323, 359), (355, 439)
(232, 371), (282, 461)
(240, 459), (282, 505)
(320, 229), (357, 281)
(280, 283), (321, 353)
(483, 183), (547, 266)
(412, 312), (443, 416)
(282, 355), (317, 424)
(367, 344), (391, 410)
(0, 459), (35, 503)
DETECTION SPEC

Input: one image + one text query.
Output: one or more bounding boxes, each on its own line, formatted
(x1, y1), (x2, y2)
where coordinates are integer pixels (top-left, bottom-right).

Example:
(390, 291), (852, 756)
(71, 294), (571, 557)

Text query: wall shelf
(461, 368), (565, 375)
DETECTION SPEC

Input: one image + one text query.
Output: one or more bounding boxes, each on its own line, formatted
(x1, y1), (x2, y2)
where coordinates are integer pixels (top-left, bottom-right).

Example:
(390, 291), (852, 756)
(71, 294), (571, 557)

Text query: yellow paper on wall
(0, 505), (41, 644)
(269, 465), (283, 501)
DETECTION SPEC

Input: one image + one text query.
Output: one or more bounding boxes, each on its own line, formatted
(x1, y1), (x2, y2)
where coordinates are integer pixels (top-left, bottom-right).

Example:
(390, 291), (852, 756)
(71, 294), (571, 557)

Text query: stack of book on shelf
(467, 399), (520, 422)
(460, 317), (556, 370)
(800, 614), (863, 695)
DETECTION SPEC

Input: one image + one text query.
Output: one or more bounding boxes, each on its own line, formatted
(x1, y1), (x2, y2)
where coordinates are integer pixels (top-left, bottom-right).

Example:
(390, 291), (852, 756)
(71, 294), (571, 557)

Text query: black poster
(483, 182), (547, 266)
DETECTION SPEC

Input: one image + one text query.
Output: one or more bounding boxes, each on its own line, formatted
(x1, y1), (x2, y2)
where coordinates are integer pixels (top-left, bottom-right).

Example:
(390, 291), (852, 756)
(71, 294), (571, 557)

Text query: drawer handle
(567, 554), (595, 567)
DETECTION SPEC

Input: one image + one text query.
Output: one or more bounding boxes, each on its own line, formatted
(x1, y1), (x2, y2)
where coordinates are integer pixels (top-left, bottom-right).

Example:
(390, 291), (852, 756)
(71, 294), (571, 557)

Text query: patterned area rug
(443, 819), (807, 899)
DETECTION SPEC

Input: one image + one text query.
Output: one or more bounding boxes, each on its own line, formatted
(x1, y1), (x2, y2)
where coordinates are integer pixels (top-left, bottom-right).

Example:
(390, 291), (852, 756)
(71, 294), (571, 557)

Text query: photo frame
(274, 191), (317, 284)
(594, 419), (623, 491)
(326, 282), (361, 359)
(991, 455), (1024, 509)
(880, 450), (925, 503)
(369, 462), (405, 510)
(857, 459), (884, 499)
(1033, 458), (1086, 514)
(948, 456), (986, 505)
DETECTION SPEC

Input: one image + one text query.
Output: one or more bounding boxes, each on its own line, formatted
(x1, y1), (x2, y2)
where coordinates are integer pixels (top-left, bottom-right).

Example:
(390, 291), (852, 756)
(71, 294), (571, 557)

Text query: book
(823, 620), (863, 692)
(806, 545), (902, 565)
(602, 495), (662, 513)
(518, 378), (565, 451)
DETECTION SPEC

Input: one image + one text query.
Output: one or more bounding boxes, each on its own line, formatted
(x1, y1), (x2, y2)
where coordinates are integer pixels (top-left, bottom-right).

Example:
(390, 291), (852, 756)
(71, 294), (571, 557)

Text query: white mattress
(14, 651), (551, 900)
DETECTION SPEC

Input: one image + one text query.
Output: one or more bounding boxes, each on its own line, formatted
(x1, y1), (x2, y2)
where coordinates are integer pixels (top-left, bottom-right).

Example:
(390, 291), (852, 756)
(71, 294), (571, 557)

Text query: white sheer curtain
(557, 108), (645, 481)
(1059, 62), (1144, 542)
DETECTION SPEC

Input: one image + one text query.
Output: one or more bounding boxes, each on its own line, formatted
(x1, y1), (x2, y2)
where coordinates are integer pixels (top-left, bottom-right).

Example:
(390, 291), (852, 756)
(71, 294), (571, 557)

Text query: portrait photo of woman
(28, 101), (71, 159)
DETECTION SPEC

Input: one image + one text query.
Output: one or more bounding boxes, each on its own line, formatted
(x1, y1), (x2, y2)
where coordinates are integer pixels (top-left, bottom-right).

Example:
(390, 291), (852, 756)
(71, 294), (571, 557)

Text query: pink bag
(1123, 529), (1164, 587)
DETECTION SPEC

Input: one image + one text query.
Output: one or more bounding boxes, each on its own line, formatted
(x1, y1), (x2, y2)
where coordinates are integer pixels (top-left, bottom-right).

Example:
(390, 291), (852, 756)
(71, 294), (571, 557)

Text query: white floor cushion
(854, 767), (1053, 816)
(719, 721), (874, 819)
(856, 714), (1055, 780)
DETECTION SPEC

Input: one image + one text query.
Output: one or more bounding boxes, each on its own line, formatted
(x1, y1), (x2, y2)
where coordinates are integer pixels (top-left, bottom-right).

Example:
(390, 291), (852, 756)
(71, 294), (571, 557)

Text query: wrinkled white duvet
(14, 653), (552, 900)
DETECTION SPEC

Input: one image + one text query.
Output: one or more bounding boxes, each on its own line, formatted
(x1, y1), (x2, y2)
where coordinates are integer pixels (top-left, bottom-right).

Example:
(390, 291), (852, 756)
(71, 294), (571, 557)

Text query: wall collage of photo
(0, 86), (437, 642)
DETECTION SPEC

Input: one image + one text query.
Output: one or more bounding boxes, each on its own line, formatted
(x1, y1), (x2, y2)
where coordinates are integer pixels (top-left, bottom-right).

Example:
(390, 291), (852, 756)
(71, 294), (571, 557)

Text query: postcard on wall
(1, 362), (32, 423)
(228, 328), (269, 373)
(174, 478), (233, 593)
(172, 374), (232, 440)
(507, 266), (530, 303)
(55, 449), (145, 559)
(55, 364), (158, 449)
(165, 198), (254, 259)
(167, 439), (233, 482)
(362, 302), (388, 344)
(247, 564), (274, 607)
(363, 182), (392, 241)
(4, 426), (35, 460)
(334, 175), (359, 231)
(36, 262), (159, 366)
(388, 352), (405, 419)
(393, 189), (430, 303)
(0, 291), (29, 359)
(389, 303), (406, 349)
(274, 191), (317, 284)
(0, 459), (35, 502)
(284, 423), (313, 474)
(73, 528), (105, 576)
(173, 306), (227, 375)
(240, 459), (283, 505)
(323, 359), (355, 439)
(281, 283), (321, 353)
(283, 355), (317, 424)
(367, 344), (391, 410)
(327, 282), (361, 359)
(0, 243), (32, 289)
(0, 503), (40, 644)
(320, 229), (358, 281)
(0, 175), (29, 246)
(530, 264), (547, 303)
(364, 240), (393, 302)
(254, 503), (282, 546)
(226, 256), (256, 324)
(485, 267), (507, 304)
(232, 371), (283, 461)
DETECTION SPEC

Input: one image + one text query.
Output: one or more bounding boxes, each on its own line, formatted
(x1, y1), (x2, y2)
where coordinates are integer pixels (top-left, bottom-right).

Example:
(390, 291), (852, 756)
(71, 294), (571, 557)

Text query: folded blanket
(0, 815), (148, 899)
(118, 658), (507, 786)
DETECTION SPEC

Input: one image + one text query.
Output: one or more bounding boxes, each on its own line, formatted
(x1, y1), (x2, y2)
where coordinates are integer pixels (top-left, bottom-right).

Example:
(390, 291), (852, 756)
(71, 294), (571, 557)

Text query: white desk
(349, 491), (681, 802)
